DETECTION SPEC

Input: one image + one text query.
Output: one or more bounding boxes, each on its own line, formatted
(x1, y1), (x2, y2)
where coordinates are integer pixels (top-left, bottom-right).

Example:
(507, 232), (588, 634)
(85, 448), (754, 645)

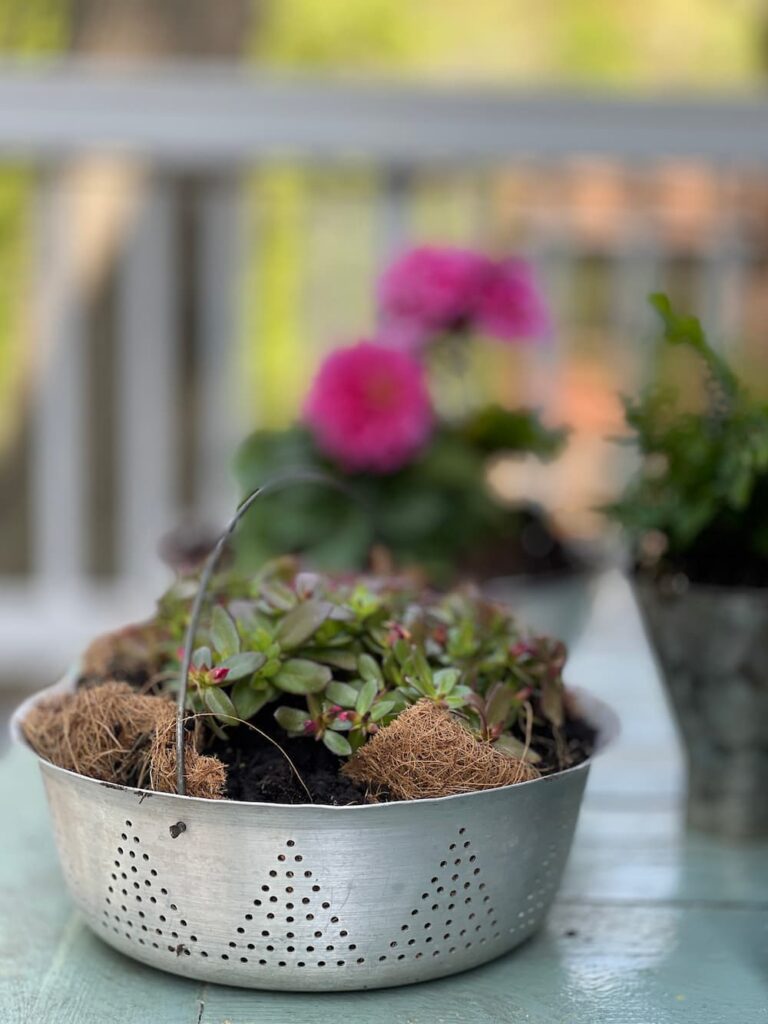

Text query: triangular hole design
(377, 826), (500, 965)
(231, 837), (366, 971)
(102, 824), (507, 972)
(103, 818), (208, 961)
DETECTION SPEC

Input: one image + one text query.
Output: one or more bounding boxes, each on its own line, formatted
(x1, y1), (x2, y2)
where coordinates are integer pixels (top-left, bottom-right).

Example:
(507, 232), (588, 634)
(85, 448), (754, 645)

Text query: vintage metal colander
(11, 478), (617, 991)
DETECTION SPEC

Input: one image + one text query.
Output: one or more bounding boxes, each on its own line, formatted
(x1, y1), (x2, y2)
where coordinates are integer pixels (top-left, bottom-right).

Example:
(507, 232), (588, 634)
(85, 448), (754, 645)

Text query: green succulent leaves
(275, 599), (333, 649)
(322, 730), (353, 756)
(158, 560), (569, 760)
(273, 658), (332, 695)
(232, 679), (275, 721)
(606, 295), (768, 573)
(274, 706), (311, 733)
(326, 681), (359, 708)
(220, 652), (267, 681)
(211, 605), (240, 659)
(204, 686), (238, 724)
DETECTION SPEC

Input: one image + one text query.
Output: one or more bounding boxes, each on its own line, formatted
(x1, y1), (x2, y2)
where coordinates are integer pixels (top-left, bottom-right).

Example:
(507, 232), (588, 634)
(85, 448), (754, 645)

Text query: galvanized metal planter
(13, 680), (615, 991)
(634, 577), (768, 840)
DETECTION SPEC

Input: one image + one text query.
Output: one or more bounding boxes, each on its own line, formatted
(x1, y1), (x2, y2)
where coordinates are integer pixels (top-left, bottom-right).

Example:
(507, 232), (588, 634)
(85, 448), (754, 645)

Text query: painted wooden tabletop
(2, 573), (767, 1023)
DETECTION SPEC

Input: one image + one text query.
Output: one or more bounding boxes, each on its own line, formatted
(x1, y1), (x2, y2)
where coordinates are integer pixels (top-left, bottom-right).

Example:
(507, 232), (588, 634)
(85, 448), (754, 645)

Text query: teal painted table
(2, 574), (767, 1023)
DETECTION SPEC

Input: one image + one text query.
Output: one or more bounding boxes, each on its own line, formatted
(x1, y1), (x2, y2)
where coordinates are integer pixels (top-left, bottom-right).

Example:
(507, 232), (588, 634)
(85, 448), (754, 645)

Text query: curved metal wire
(176, 470), (358, 795)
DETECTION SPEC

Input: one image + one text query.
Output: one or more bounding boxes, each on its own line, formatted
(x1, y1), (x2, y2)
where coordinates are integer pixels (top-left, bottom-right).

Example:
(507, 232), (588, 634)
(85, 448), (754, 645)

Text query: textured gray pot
(634, 577), (768, 839)
(483, 570), (600, 650)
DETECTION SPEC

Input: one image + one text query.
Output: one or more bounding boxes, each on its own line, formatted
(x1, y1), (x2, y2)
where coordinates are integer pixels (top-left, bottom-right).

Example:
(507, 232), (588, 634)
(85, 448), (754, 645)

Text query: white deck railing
(1, 60), (767, 680)
(2, 63), (767, 164)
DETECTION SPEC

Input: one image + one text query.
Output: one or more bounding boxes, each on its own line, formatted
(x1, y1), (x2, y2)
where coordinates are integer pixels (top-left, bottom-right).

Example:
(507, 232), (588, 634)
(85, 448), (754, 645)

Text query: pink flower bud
(386, 622), (410, 646)
(328, 704), (342, 714)
(211, 667), (230, 683)
(337, 711), (352, 722)
(303, 720), (317, 735)
(510, 641), (531, 659)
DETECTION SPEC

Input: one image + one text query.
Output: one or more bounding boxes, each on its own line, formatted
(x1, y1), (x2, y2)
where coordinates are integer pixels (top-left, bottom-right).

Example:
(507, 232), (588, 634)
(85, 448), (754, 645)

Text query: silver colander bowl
(13, 679), (615, 992)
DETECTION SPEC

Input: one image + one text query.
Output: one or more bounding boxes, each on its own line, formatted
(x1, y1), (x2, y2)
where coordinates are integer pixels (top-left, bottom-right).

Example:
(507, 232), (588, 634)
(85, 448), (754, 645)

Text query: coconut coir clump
(343, 699), (540, 800)
(149, 706), (226, 800)
(78, 624), (162, 691)
(22, 681), (166, 787)
(23, 686), (583, 804)
(22, 681), (226, 799)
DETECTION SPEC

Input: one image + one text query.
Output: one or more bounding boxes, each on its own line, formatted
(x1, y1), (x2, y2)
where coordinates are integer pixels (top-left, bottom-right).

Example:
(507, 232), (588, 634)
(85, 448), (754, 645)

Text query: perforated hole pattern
(102, 821), (523, 974)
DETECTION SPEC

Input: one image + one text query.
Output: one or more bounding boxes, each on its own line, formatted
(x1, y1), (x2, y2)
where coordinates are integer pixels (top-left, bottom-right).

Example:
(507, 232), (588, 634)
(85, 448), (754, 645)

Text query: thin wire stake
(176, 470), (356, 795)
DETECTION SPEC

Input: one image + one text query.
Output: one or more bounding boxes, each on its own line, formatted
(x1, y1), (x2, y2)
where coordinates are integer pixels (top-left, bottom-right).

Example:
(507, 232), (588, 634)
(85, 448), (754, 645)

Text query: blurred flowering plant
(304, 341), (433, 472)
(236, 245), (566, 582)
(378, 246), (550, 349)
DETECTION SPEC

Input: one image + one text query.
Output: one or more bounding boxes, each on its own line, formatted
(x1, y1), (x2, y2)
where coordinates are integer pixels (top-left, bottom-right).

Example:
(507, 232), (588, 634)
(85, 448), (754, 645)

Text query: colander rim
(12, 672), (618, 813)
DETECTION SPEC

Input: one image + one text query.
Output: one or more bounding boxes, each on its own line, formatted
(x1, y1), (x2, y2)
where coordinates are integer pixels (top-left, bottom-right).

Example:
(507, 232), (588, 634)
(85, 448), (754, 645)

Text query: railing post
(196, 172), (243, 522)
(115, 173), (178, 588)
(31, 167), (87, 586)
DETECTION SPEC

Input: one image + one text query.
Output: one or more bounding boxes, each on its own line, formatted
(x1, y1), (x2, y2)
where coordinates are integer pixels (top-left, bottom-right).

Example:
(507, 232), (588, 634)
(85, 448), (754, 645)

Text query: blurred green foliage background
(0, 0), (766, 449)
(253, 0), (764, 87)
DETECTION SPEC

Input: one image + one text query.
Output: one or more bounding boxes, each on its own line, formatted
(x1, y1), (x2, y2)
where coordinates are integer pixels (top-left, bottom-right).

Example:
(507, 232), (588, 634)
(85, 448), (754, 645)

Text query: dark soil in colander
(209, 723), (367, 805)
(208, 704), (597, 806)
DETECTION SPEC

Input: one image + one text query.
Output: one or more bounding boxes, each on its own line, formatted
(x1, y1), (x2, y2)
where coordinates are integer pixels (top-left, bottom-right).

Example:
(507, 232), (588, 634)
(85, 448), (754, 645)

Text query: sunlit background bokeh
(1, 0), (768, 686)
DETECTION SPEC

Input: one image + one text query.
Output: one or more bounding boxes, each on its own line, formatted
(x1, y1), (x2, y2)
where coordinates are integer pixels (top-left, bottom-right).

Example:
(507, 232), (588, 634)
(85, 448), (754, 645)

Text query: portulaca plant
(152, 559), (570, 768)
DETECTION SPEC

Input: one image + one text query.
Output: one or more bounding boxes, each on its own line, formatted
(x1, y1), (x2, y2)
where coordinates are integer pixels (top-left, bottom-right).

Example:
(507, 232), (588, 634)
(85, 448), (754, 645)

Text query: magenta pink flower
(378, 245), (550, 347)
(378, 246), (492, 343)
(475, 259), (550, 341)
(304, 341), (433, 473)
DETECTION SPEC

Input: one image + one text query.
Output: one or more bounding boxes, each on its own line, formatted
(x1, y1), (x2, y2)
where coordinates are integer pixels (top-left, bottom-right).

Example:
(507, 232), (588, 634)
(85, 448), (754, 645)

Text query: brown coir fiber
(22, 681), (168, 787)
(149, 707), (226, 800)
(343, 700), (540, 801)
(22, 681), (226, 799)
(80, 622), (162, 688)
